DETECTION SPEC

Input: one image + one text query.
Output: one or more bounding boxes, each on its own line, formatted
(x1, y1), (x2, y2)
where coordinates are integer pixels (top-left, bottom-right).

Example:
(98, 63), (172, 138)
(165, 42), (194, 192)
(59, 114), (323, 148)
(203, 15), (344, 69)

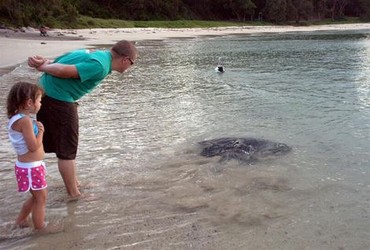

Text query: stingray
(199, 137), (291, 163)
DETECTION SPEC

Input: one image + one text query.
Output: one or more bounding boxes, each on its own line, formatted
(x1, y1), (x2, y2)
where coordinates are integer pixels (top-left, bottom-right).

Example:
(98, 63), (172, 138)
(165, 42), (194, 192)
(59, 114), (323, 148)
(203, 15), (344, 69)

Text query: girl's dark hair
(6, 82), (44, 118)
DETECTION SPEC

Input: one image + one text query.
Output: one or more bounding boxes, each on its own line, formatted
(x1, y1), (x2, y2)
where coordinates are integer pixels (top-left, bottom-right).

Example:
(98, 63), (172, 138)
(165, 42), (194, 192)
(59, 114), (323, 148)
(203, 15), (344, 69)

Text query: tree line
(0, 0), (369, 28)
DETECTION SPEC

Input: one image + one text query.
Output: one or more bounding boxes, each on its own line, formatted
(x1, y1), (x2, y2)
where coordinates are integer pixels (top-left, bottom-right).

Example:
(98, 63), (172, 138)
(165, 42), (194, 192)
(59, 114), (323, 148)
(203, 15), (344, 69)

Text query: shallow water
(1, 29), (370, 249)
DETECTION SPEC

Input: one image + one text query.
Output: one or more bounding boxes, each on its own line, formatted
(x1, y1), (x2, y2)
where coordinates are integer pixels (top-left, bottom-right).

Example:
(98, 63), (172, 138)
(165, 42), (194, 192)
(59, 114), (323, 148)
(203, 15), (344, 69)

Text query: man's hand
(28, 56), (47, 68)
(28, 55), (79, 78)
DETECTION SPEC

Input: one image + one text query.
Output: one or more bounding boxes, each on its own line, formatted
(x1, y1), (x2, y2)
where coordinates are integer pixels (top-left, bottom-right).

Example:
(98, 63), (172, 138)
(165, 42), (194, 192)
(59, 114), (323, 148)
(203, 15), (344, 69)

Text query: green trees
(264, 0), (288, 23)
(358, 0), (370, 20)
(0, 0), (368, 27)
(0, 0), (78, 27)
(327, 0), (350, 20)
(230, 0), (256, 22)
(290, 0), (314, 23)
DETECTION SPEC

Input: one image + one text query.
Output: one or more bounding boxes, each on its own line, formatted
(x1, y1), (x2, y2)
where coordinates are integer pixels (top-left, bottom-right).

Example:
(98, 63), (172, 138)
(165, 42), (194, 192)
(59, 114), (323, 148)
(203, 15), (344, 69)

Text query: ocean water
(1, 29), (370, 249)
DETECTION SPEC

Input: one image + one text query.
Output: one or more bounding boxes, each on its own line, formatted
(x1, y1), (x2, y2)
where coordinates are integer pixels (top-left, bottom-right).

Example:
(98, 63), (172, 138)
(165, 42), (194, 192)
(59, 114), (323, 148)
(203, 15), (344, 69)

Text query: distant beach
(0, 23), (369, 71)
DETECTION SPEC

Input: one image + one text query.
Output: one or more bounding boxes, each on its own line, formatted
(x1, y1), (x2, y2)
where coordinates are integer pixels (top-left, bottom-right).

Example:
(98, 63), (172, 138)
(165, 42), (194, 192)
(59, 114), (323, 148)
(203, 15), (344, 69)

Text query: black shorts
(37, 95), (79, 160)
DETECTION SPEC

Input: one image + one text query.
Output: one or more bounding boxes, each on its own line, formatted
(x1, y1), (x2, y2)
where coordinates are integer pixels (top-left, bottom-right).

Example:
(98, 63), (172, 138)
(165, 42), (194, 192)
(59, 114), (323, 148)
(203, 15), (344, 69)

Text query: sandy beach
(0, 23), (369, 71)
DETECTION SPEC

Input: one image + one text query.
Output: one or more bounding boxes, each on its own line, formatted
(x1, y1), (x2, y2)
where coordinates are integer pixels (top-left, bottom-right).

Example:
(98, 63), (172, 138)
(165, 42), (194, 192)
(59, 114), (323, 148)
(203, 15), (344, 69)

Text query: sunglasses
(128, 58), (134, 65)
(112, 48), (134, 65)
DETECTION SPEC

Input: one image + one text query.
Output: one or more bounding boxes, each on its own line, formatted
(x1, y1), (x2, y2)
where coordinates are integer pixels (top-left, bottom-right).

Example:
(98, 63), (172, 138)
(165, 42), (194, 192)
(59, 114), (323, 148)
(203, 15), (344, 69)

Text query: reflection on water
(1, 29), (370, 249)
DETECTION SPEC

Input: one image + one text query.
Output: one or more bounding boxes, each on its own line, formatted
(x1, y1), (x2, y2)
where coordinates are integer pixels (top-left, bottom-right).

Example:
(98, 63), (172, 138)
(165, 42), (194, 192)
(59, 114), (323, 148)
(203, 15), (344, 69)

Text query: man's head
(111, 40), (138, 73)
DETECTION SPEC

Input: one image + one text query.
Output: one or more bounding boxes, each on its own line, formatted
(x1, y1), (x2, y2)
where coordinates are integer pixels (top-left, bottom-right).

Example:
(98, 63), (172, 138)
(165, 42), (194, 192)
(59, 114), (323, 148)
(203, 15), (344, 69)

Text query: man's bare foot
(67, 188), (81, 198)
(65, 194), (81, 202)
(65, 193), (98, 203)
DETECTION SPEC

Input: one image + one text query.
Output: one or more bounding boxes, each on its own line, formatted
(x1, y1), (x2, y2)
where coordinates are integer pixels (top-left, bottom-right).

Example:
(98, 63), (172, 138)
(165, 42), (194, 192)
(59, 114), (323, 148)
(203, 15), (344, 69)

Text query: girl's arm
(19, 118), (44, 152)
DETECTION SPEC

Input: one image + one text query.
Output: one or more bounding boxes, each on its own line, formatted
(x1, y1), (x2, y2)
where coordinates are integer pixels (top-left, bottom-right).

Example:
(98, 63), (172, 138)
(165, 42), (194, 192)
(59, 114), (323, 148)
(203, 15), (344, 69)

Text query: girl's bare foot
(34, 220), (64, 234)
(16, 217), (32, 228)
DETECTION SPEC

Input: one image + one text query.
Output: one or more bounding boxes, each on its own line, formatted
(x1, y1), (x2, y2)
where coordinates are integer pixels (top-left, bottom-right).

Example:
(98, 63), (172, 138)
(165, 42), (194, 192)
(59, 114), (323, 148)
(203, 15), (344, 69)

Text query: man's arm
(28, 56), (79, 79)
(37, 63), (79, 79)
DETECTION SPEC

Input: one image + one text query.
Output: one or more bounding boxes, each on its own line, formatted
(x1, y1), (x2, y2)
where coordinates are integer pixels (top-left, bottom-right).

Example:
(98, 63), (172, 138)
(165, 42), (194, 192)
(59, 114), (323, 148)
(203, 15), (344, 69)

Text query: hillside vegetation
(0, 0), (369, 29)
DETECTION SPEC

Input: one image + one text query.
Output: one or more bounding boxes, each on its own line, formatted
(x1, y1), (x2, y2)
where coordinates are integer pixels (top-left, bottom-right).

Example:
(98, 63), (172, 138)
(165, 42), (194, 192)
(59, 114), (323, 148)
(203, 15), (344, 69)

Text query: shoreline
(0, 23), (369, 74)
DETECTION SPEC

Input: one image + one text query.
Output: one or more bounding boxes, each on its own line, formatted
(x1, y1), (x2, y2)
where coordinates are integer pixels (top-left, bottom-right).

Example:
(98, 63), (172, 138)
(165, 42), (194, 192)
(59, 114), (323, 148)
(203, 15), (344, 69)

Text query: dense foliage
(0, 0), (369, 28)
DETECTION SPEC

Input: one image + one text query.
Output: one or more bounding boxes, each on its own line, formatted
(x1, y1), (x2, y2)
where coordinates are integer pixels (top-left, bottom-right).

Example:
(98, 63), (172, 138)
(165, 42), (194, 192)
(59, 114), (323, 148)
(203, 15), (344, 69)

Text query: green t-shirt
(40, 49), (112, 102)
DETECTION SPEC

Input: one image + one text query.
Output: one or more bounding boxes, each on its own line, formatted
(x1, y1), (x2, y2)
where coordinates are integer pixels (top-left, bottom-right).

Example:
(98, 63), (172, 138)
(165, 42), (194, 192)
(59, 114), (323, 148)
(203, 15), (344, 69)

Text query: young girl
(6, 81), (47, 230)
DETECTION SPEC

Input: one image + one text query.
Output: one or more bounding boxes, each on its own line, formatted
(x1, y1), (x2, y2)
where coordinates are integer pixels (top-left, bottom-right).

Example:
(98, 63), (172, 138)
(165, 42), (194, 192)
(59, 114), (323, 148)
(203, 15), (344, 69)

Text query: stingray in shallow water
(199, 137), (291, 163)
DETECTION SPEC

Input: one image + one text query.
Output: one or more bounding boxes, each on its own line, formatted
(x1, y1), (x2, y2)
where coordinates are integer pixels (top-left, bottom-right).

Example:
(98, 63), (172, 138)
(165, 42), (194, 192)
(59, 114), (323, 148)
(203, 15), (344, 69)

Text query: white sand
(0, 23), (369, 68)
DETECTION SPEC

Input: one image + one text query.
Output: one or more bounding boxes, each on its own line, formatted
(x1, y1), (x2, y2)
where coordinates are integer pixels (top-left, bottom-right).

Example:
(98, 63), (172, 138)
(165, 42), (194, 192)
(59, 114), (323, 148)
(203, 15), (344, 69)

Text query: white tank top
(8, 114), (39, 155)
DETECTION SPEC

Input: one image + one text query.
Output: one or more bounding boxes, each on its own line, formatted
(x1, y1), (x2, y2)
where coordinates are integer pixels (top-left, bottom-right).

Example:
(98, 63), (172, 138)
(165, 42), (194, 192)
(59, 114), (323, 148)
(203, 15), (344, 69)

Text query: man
(28, 40), (137, 198)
